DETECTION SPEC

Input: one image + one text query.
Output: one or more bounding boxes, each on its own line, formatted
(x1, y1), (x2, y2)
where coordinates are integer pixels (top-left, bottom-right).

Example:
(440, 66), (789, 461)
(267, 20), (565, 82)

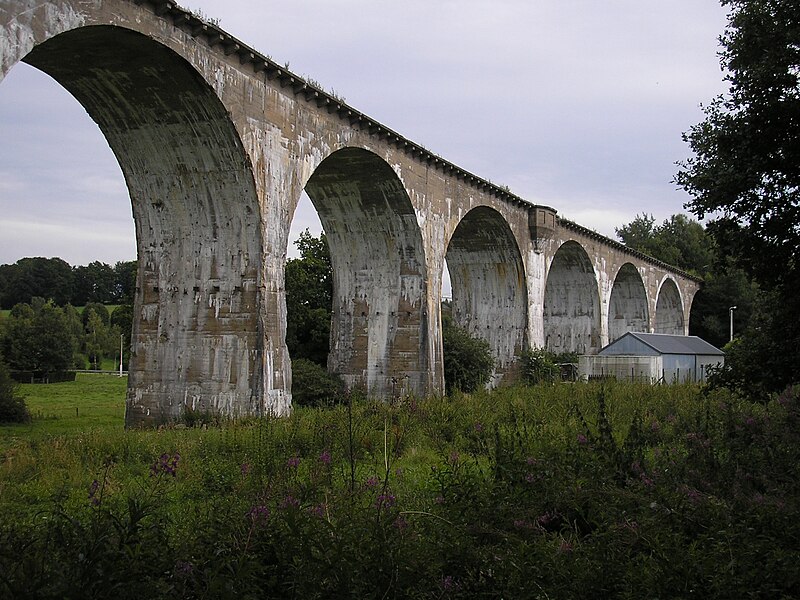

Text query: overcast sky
(0, 0), (729, 267)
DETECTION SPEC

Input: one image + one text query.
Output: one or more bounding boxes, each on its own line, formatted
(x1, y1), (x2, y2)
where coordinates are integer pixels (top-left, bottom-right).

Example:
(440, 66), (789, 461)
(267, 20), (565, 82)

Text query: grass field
(0, 373), (126, 443)
(1, 377), (799, 598)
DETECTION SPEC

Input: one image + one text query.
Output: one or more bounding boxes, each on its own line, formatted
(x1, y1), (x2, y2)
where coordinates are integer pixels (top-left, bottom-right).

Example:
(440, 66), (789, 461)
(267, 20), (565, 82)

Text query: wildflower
(577, 433), (588, 445)
(280, 495), (300, 509)
(474, 422), (483, 433)
(240, 463), (251, 476)
(434, 495), (445, 505)
(393, 515), (408, 530)
(247, 505), (270, 522)
(286, 456), (301, 469)
(441, 575), (461, 592)
(175, 560), (194, 576)
(376, 493), (396, 510)
(87, 479), (100, 506)
(150, 452), (180, 477)
(365, 476), (379, 488)
(309, 503), (326, 518)
(318, 450), (331, 466)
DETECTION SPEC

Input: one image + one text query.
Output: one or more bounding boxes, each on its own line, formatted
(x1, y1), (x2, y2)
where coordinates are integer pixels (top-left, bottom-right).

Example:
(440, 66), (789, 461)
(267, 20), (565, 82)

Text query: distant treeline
(0, 257), (136, 309)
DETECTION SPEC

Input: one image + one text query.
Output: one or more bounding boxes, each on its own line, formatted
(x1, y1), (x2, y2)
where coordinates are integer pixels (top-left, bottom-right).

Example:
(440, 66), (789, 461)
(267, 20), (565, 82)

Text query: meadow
(1, 375), (798, 598)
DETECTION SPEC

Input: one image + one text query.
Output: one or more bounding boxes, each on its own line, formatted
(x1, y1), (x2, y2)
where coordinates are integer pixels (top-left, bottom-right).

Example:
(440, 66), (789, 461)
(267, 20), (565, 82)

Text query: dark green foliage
(616, 213), (713, 275)
(675, 0), (799, 392)
(0, 257), (138, 308)
(2, 383), (800, 598)
(291, 358), (345, 406)
(73, 261), (116, 305)
(616, 213), (759, 348)
(442, 316), (494, 393)
(0, 257), (74, 308)
(111, 304), (134, 369)
(1, 299), (76, 374)
(112, 260), (138, 303)
(82, 302), (110, 327)
(519, 348), (559, 384)
(0, 356), (29, 423)
(285, 230), (333, 366)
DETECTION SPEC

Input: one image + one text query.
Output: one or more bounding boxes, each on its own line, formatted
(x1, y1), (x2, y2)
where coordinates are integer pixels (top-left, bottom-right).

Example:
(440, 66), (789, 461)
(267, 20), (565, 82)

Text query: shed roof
(601, 332), (724, 356)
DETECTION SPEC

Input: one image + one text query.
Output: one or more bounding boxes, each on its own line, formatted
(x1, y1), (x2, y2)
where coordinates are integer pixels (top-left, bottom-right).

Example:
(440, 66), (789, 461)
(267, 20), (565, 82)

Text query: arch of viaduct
(0, 0), (701, 426)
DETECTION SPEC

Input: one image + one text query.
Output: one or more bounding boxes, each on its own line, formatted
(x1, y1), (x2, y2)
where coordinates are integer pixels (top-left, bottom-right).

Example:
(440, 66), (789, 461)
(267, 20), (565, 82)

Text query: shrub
(442, 317), (494, 394)
(291, 358), (345, 407)
(0, 356), (29, 423)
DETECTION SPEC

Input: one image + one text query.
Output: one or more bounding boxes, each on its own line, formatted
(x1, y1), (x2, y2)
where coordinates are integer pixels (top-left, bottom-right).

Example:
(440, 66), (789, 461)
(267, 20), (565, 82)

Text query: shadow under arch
(303, 147), (429, 398)
(608, 262), (649, 342)
(543, 240), (601, 354)
(655, 278), (684, 334)
(446, 206), (527, 386)
(15, 25), (264, 425)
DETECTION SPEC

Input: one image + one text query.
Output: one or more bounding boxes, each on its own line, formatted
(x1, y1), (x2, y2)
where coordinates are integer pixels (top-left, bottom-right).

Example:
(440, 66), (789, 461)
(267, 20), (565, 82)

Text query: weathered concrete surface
(0, 0), (702, 425)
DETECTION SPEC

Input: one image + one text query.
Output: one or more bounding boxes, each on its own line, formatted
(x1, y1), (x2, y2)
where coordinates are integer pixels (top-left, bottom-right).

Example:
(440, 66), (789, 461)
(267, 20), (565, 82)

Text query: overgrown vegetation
(1, 378), (799, 598)
(0, 356), (28, 423)
(441, 316), (494, 393)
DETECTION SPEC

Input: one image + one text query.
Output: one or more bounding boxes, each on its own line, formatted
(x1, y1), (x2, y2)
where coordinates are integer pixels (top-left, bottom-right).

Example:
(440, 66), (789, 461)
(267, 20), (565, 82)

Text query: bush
(442, 317), (494, 394)
(291, 358), (345, 407)
(0, 357), (29, 423)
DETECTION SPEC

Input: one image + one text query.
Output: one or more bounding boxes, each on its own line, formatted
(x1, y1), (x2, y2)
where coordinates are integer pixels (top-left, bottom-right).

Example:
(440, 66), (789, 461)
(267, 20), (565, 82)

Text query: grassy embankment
(1, 375), (799, 598)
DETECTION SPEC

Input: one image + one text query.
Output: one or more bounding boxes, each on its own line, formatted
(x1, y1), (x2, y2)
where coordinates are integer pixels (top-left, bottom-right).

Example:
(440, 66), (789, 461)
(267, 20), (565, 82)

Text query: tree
(0, 355), (29, 423)
(616, 213), (758, 348)
(616, 213), (713, 275)
(284, 230), (333, 366)
(441, 316), (494, 394)
(111, 304), (134, 369)
(73, 261), (116, 305)
(113, 261), (138, 303)
(0, 257), (74, 308)
(1, 299), (76, 374)
(675, 0), (800, 395)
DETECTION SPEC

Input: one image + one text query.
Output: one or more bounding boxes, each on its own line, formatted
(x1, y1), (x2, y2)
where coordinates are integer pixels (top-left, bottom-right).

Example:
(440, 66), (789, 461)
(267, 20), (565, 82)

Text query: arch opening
(15, 25), (264, 424)
(302, 147), (428, 398)
(543, 241), (601, 355)
(445, 206), (527, 386)
(608, 263), (649, 342)
(655, 278), (684, 335)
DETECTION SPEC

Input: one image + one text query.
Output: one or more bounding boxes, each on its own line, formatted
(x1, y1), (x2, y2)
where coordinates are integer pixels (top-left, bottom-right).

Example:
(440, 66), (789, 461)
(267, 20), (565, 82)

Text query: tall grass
(1, 379), (798, 598)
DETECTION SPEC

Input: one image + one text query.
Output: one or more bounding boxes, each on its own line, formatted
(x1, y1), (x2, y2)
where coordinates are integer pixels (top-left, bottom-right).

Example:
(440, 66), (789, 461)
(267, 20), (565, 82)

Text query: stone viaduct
(1, 0), (701, 426)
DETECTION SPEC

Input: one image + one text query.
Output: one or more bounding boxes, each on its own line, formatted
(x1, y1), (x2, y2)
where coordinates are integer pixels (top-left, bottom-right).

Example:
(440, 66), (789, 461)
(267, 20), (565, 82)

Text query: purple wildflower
(247, 505), (270, 522)
(87, 479), (100, 506)
(319, 450), (331, 466)
(286, 456), (301, 469)
(474, 422), (483, 433)
(577, 433), (588, 445)
(150, 452), (180, 477)
(365, 476), (380, 488)
(280, 495), (300, 509)
(376, 493), (396, 510)
(240, 463), (251, 476)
